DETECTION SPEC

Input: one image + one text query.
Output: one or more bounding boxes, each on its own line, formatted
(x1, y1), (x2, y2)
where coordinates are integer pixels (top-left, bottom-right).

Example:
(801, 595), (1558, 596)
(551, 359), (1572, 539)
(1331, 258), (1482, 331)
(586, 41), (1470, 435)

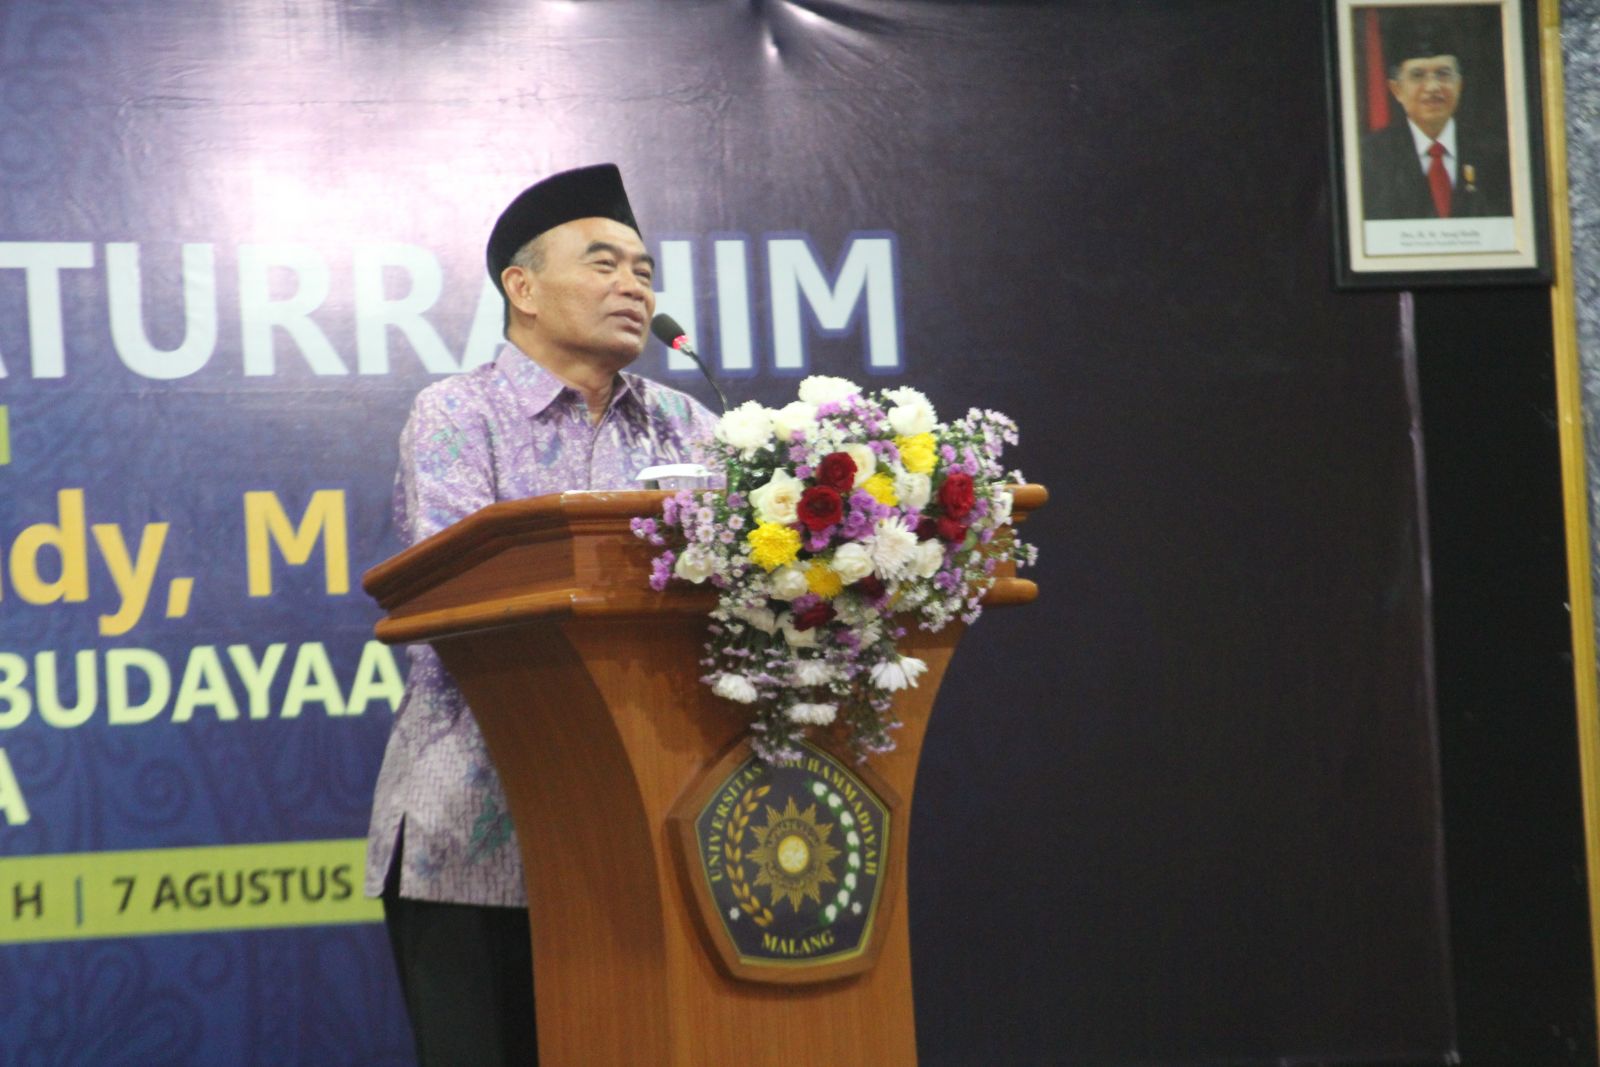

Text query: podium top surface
(363, 486), (1046, 645)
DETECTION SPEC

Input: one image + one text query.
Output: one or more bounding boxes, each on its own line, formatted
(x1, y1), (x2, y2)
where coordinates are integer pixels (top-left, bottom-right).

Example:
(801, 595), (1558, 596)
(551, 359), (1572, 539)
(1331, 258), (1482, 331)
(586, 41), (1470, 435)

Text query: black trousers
(381, 842), (538, 1066)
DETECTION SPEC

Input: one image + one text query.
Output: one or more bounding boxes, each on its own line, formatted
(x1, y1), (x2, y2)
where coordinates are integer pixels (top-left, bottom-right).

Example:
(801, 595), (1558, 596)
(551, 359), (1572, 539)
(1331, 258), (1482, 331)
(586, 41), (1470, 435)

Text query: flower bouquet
(632, 375), (1036, 764)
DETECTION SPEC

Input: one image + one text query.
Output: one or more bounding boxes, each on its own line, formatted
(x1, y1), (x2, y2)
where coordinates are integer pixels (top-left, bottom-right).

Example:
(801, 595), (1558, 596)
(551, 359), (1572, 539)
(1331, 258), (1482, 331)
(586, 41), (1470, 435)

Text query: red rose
(938, 472), (976, 519)
(856, 575), (886, 600)
(915, 516), (940, 542)
(797, 485), (843, 531)
(793, 601), (837, 631)
(937, 516), (968, 543)
(815, 452), (857, 492)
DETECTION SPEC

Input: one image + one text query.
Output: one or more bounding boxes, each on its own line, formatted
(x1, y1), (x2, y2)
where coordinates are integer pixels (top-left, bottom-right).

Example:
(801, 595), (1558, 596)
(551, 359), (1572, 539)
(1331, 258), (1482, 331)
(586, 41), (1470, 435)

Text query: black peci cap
(1382, 13), (1459, 74)
(485, 164), (640, 294)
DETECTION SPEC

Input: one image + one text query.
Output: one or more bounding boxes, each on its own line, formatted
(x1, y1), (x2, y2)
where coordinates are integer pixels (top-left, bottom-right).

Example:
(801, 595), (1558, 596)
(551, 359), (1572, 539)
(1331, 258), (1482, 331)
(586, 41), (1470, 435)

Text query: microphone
(651, 313), (727, 414)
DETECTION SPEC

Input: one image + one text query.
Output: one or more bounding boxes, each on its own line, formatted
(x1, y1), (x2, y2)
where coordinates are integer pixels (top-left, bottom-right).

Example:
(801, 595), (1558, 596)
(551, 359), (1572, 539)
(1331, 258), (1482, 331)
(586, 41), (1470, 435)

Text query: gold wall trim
(1538, 0), (1600, 1039)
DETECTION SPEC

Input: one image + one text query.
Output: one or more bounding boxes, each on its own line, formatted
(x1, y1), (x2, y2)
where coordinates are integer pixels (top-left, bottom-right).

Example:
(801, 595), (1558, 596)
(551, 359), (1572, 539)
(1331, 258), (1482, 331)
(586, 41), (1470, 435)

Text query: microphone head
(650, 313), (687, 347)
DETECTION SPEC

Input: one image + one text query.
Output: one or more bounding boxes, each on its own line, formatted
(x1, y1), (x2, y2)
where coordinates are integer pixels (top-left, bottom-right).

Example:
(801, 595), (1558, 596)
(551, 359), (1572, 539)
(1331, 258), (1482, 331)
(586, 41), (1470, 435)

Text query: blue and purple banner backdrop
(1, 2), (1456, 1064)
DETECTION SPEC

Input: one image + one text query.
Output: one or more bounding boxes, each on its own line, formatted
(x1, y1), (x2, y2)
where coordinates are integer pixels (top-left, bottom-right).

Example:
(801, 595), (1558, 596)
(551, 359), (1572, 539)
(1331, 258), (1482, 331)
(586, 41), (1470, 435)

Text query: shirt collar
(493, 342), (645, 422)
(1407, 117), (1457, 160)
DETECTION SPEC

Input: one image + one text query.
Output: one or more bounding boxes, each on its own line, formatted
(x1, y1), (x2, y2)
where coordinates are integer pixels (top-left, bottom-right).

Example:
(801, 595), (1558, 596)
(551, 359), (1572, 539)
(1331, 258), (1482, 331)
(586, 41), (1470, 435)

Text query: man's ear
(502, 266), (539, 318)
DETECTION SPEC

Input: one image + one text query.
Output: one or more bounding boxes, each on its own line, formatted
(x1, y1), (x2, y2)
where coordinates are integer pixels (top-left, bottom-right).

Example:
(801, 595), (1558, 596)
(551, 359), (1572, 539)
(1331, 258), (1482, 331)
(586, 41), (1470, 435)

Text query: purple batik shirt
(365, 343), (716, 905)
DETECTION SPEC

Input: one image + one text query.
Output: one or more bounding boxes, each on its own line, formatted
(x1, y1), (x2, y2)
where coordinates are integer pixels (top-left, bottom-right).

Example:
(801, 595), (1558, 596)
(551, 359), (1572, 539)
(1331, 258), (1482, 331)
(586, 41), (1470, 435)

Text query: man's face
(522, 216), (656, 364)
(1389, 55), (1462, 136)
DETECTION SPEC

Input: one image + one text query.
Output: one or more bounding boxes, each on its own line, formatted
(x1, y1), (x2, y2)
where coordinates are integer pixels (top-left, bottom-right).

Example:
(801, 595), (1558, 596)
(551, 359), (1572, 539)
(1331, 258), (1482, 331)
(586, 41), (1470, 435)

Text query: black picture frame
(1325, 0), (1551, 288)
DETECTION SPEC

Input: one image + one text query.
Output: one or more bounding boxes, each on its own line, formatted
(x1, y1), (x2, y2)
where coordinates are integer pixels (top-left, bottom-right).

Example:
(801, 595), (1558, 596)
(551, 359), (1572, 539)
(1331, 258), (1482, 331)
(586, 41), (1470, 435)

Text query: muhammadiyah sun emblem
(747, 796), (843, 912)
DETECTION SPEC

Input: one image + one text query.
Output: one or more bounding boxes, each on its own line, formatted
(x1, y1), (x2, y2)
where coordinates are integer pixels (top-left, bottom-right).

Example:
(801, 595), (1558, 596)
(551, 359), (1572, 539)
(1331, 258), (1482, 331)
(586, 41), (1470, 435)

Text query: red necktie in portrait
(1427, 141), (1452, 219)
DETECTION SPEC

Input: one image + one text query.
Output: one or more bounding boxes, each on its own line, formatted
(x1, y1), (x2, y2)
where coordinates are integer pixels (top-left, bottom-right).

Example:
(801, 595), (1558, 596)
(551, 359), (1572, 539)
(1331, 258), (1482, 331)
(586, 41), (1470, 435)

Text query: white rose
(732, 603), (778, 634)
(713, 673), (759, 703)
(769, 565), (810, 601)
(786, 702), (838, 725)
(883, 387), (937, 436)
(778, 613), (818, 647)
(797, 375), (861, 406)
(895, 471), (931, 511)
(673, 545), (715, 584)
(840, 443), (877, 486)
(770, 400), (818, 443)
(992, 489), (1014, 526)
(912, 538), (945, 579)
(714, 400), (775, 454)
(867, 517), (918, 580)
(749, 469), (805, 525)
(829, 542), (874, 584)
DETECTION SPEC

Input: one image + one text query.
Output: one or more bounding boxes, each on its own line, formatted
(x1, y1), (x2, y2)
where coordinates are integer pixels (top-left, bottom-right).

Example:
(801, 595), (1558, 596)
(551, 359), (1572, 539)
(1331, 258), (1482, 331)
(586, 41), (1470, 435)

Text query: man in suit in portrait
(1360, 22), (1513, 220)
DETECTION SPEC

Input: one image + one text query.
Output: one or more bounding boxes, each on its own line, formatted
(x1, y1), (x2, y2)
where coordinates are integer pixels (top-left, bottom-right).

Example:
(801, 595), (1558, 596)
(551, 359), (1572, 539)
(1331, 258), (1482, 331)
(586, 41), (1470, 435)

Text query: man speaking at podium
(364, 164), (717, 1065)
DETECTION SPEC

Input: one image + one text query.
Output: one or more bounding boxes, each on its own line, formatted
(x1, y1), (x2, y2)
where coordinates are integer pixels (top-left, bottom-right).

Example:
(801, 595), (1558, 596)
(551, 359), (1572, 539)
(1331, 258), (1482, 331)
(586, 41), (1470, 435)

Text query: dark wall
(1415, 287), (1597, 1065)
(909, 1), (1451, 1062)
(908, 3), (1594, 1065)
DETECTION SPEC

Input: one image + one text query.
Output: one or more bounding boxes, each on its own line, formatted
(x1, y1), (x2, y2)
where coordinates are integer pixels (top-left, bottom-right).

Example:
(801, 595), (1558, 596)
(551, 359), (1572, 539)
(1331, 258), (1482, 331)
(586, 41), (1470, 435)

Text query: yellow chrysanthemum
(746, 522), (801, 572)
(896, 433), (936, 475)
(805, 561), (844, 600)
(860, 472), (900, 507)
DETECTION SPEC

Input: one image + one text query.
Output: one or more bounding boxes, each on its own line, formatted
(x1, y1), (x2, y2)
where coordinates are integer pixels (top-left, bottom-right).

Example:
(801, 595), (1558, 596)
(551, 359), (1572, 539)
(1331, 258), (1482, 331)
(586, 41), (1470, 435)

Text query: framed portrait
(1326, 0), (1550, 287)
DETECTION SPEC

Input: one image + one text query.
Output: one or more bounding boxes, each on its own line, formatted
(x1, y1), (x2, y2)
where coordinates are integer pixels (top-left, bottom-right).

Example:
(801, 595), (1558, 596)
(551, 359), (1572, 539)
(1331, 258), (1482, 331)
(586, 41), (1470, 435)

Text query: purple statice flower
(835, 628), (860, 651)
(979, 528), (994, 544)
(630, 516), (656, 539)
(934, 568), (960, 593)
(726, 491), (746, 510)
(848, 489), (886, 518)
(791, 592), (821, 613)
(839, 506), (874, 542)
(816, 401), (842, 418)
(650, 551), (677, 591)
(806, 526), (835, 552)
(795, 465), (813, 480)
(940, 444), (957, 463)
(983, 557), (998, 574)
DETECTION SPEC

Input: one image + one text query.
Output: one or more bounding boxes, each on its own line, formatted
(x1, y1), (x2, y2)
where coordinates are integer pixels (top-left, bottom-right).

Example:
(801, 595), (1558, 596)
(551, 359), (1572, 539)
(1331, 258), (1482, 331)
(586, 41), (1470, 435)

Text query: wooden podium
(363, 486), (1045, 1066)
